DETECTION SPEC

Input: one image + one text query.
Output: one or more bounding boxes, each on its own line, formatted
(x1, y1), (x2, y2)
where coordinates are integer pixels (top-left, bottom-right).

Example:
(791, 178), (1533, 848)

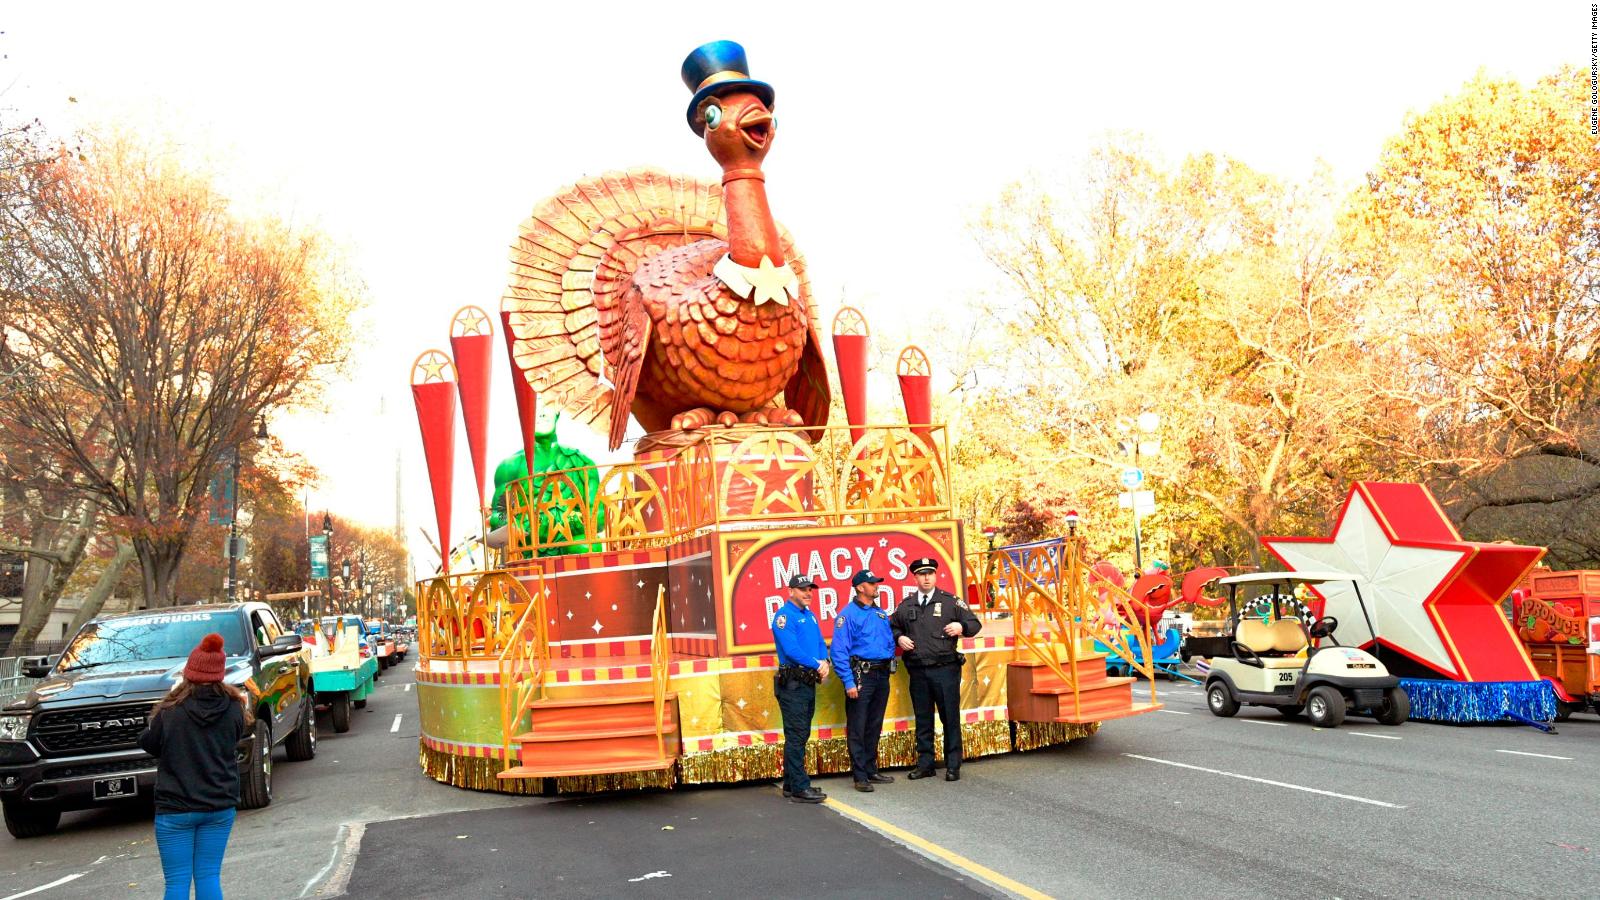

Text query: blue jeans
(154, 808), (235, 900)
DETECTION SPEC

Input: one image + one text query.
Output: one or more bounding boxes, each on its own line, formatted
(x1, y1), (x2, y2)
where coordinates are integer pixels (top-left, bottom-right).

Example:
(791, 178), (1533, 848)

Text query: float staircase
(497, 692), (678, 780)
(1007, 643), (1161, 724)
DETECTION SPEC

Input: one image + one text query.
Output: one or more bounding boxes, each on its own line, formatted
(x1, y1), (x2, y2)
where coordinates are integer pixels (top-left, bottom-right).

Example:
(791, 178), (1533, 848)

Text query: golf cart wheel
(1374, 687), (1410, 726)
(1306, 686), (1346, 727)
(1276, 704), (1304, 717)
(1206, 682), (1239, 717)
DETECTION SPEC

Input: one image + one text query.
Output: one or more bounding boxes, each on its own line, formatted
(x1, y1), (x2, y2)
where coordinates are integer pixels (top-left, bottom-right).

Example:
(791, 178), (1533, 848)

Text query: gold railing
(504, 423), (952, 558)
(497, 576), (550, 767)
(649, 585), (670, 761)
(415, 569), (542, 661)
(982, 538), (1159, 718)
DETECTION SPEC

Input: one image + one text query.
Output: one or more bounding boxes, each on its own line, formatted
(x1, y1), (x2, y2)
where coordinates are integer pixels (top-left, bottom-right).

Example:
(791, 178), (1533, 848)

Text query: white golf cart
(1182, 571), (1409, 728)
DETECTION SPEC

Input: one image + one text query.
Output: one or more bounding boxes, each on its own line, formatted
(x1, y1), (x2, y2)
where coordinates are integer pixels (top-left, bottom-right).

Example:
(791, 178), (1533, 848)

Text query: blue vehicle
(1095, 625), (1199, 684)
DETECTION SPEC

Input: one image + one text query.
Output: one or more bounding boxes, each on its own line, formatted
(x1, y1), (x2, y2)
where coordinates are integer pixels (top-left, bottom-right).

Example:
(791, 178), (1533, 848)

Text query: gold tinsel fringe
(1014, 720), (1099, 751)
(418, 742), (545, 794)
(420, 721), (1099, 793)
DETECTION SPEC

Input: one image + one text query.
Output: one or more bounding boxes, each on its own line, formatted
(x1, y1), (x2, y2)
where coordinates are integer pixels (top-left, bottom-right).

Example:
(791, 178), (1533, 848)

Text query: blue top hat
(681, 40), (775, 136)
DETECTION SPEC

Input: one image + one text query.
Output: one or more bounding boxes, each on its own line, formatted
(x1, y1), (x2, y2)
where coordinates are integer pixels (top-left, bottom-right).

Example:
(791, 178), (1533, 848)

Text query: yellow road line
(823, 797), (1053, 900)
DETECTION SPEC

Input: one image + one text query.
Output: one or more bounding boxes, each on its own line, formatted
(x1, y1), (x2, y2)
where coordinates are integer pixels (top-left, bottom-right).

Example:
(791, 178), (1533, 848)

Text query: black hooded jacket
(138, 685), (248, 814)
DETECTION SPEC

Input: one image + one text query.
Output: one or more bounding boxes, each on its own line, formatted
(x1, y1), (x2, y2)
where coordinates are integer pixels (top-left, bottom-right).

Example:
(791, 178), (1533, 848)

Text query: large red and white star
(1262, 482), (1543, 682)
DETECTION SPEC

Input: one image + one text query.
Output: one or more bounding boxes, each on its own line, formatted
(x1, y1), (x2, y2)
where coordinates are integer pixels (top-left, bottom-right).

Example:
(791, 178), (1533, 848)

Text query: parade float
(405, 41), (1167, 795)
(1260, 481), (1556, 726)
(1511, 569), (1600, 719)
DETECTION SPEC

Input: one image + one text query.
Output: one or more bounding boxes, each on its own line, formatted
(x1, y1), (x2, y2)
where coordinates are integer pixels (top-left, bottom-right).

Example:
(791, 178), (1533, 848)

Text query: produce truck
(1511, 569), (1600, 719)
(295, 615), (377, 732)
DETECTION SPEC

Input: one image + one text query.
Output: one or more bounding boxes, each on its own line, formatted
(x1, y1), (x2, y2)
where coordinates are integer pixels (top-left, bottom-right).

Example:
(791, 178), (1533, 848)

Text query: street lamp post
(1119, 413), (1161, 572)
(225, 419), (270, 602)
(322, 513), (334, 614)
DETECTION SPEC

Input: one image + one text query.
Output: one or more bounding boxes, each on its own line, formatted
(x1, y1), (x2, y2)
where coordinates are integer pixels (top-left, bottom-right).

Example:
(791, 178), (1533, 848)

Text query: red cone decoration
(411, 349), (458, 573)
(896, 345), (933, 444)
(831, 307), (870, 445)
(449, 306), (494, 514)
(500, 309), (538, 480)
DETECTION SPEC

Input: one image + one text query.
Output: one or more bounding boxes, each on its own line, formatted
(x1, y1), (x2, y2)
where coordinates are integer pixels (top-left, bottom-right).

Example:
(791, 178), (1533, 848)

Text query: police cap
(850, 569), (885, 587)
(788, 574), (817, 589)
(910, 557), (939, 574)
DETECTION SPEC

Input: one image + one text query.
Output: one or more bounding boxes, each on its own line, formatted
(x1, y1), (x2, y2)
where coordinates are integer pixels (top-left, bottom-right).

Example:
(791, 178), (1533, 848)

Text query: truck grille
(34, 702), (156, 756)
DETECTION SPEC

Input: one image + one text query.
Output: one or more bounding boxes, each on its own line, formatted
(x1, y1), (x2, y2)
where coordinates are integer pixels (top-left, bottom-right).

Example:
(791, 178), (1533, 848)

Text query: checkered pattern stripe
(421, 733), (504, 758)
(679, 707), (1009, 753)
(554, 638), (653, 659)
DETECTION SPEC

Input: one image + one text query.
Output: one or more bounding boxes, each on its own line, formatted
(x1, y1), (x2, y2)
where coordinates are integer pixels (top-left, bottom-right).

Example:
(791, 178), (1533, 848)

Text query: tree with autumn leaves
(960, 65), (1600, 571)
(0, 131), (363, 621)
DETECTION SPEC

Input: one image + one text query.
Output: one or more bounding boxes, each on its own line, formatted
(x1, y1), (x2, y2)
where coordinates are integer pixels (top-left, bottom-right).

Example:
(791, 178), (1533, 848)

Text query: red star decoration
(1263, 482), (1543, 681)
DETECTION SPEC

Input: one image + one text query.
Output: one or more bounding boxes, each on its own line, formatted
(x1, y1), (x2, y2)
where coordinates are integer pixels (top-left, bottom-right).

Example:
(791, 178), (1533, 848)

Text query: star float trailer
(403, 41), (1166, 796)
(1185, 572), (1410, 727)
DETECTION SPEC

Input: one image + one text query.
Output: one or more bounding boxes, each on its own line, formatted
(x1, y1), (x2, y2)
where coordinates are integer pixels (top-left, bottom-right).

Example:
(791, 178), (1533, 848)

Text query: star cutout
(1263, 482), (1542, 681)
(591, 620), (604, 634)
(453, 305), (490, 336)
(565, 610), (574, 620)
(585, 591), (592, 599)
(736, 698), (747, 710)
(739, 623), (746, 631)
(879, 538), (889, 548)
(637, 580), (645, 589)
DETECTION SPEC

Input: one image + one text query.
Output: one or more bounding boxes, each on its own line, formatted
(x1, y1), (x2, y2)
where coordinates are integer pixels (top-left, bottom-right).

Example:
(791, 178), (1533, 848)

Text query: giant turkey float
(406, 41), (1167, 794)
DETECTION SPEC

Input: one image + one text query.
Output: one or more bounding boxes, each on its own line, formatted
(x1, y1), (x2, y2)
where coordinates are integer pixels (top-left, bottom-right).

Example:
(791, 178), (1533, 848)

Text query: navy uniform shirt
(771, 600), (828, 670)
(830, 598), (896, 690)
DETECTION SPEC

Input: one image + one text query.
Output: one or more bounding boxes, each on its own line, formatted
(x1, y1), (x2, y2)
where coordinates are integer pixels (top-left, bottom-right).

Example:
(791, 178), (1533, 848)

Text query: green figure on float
(488, 405), (605, 557)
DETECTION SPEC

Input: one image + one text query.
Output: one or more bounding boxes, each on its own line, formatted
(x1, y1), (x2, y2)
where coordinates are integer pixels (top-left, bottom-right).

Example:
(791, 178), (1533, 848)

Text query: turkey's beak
(737, 110), (773, 151)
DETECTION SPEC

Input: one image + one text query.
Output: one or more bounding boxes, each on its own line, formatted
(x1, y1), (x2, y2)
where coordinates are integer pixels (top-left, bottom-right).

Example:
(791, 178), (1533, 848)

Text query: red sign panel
(725, 525), (960, 652)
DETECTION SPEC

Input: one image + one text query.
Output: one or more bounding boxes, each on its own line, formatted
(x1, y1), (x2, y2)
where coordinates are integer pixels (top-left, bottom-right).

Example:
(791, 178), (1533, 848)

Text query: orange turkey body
(609, 240), (809, 426)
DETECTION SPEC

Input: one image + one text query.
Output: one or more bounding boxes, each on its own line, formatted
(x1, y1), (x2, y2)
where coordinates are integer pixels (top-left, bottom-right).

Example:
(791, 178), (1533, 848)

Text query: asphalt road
(6, 671), (1600, 899)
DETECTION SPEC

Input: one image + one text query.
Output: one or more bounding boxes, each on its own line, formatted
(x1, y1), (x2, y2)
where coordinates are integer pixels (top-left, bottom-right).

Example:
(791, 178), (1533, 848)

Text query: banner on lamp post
(309, 534), (329, 579)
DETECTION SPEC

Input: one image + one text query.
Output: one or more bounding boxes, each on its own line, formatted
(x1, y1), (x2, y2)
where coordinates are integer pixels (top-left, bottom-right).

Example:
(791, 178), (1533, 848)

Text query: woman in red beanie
(139, 633), (252, 900)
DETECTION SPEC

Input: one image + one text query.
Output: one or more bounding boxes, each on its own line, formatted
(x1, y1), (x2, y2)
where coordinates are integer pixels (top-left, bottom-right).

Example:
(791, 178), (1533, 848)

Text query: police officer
(771, 574), (830, 803)
(890, 557), (981, 781)
(830, 569), (897, 792)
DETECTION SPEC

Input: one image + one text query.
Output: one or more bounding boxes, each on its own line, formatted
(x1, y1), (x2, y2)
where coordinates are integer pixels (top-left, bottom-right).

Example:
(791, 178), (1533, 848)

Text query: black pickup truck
(0, 602), (316, 838)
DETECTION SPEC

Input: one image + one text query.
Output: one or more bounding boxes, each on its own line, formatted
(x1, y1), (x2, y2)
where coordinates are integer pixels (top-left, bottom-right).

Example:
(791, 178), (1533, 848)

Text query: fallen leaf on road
(661, 825), (674, 830)
(456, 835), (469, 839)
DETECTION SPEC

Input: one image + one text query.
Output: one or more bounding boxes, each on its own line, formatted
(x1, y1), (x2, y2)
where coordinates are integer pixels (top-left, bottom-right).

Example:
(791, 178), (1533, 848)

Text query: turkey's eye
(703, 104), (723, 130)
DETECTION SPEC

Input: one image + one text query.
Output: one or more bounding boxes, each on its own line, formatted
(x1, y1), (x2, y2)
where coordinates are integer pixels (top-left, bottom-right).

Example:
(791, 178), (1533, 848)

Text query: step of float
(526, 694), (675, 732)
(497, 757), (676, 780)
(519, 731), (679, 771)
(1056, 700), (1163, 724)
(513, 722), (677, 743)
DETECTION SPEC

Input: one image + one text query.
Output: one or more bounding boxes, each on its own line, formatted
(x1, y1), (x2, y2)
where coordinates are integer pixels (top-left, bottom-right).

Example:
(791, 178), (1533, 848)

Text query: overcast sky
(2, 2), (1582, 571)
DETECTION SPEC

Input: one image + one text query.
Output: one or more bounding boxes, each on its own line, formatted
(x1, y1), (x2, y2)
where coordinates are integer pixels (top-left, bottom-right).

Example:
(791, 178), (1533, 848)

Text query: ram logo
(80, 717), (145, 730)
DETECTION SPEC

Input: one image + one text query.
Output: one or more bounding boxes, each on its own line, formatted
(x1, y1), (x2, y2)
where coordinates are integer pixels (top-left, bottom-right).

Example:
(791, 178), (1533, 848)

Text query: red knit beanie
(183, 633), (227, 683)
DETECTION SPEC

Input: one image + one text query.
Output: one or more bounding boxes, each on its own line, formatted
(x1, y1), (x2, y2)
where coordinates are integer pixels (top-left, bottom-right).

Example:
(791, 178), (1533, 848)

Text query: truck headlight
(0, 714), (29, 741)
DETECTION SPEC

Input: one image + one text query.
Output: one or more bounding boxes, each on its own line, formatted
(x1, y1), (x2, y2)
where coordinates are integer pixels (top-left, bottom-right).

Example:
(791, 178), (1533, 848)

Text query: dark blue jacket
(831, 598), (896, 690)
(771, 600), (827, 669)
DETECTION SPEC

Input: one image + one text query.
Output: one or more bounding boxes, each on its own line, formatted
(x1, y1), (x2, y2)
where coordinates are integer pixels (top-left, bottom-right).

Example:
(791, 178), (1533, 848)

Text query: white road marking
(1156, 709), (1191, 715)
(1124, 753), (1406, 808)
(628, 871), (672, 882)
(404, 683), (412, 692)
(1349, 731), (1401, 740)
(300, 821), (366, 898)
(390, 714), (403, 733)
(1495, 749), (1572, 761)
(1240, 719), (1288, 727)
(2, 873), (85, 900)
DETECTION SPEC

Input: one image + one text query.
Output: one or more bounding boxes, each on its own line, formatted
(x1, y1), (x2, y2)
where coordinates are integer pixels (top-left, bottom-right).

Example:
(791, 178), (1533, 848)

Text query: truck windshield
(57, 612), (249, 670)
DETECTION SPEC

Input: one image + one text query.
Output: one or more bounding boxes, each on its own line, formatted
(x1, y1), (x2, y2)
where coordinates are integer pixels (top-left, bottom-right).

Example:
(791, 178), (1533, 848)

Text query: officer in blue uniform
(830, 569), (898, 792)
(771, 574), (830, 803)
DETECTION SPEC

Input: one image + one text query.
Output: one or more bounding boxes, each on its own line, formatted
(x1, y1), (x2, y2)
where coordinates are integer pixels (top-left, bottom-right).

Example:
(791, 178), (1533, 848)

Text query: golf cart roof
(1217, 571), (1362, 586)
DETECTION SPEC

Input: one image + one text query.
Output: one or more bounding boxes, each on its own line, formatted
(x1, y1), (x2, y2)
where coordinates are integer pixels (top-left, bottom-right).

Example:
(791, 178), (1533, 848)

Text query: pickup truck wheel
(239, 720), (273, 809)
(1306, 686), (1347, 727)
(331, 695), (352, 733)
(285, 700), (317, 761)
(3, 800), (60, 838)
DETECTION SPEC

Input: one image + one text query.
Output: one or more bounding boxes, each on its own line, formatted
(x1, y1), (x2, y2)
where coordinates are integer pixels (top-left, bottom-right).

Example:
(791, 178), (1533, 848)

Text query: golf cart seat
(1235, 619), (1308, 668)
(1268, 618), (1309, 654)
